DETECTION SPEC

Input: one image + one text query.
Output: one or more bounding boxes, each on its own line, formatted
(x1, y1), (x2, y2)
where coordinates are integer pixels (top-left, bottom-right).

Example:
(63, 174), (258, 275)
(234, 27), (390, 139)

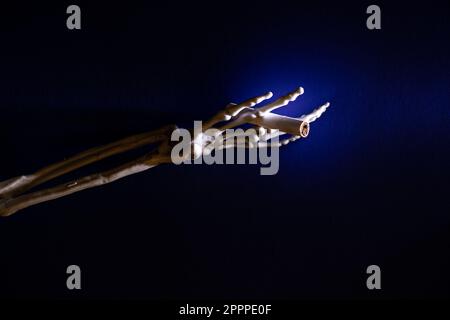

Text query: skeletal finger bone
(299, 102), (330, 123)
(256, 87), (304, 114)
(225, 91), (273, 117)
(203, 91), (273, 130)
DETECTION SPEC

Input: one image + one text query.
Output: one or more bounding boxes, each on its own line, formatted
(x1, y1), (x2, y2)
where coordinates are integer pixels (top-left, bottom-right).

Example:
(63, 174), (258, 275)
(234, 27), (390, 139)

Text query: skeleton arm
(0, 125), (177, 199)
(0, 87), (330, 217)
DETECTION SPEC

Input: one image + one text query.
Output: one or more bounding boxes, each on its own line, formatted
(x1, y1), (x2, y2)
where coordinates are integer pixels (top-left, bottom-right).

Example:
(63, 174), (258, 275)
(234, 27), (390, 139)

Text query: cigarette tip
(299, 121), (310, 138)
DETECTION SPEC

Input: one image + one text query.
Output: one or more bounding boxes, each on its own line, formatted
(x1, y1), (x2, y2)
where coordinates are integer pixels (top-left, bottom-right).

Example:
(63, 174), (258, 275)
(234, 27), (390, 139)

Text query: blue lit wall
(0, 2), (448, 298)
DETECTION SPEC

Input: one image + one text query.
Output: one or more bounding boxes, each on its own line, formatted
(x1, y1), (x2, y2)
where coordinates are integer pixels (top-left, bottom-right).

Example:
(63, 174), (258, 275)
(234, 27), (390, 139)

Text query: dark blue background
(0, 1), (448, 299)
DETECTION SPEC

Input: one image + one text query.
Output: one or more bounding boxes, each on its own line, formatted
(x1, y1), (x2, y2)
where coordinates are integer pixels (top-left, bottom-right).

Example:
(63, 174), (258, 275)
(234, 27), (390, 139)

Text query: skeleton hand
(199, 87), (329, 154)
